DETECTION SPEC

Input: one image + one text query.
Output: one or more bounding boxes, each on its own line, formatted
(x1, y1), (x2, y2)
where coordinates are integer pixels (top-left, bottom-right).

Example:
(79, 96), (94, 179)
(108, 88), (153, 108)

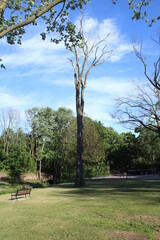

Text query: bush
(84, 164), (109, 178)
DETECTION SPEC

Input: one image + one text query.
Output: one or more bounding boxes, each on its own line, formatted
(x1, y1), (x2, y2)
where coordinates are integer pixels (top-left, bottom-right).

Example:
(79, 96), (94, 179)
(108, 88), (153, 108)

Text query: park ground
(0, 179), (160, 240)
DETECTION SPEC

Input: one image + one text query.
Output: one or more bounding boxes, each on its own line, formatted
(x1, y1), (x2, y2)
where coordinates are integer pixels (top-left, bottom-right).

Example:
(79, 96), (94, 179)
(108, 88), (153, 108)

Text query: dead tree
(113, 33), (160, 137)
(113, 82), (160, 136)
(133, 33), (160, 90)
(67, 19), (112, 186)
(0, 108), (21, 154)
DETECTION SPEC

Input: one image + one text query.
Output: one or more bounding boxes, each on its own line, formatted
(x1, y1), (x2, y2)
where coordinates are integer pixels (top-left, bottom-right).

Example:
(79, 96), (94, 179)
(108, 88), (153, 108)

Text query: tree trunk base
(75, 178), (85, 187)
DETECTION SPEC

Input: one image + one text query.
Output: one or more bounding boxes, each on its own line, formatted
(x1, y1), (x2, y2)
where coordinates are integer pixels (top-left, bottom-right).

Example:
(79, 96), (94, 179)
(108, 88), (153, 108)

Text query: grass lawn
(0, 179), (160, 240)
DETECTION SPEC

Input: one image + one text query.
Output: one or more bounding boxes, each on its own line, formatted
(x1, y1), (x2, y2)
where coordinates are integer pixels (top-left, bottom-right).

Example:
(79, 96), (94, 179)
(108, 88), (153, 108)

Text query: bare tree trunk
(3, 131), (6, 153)
(39, 143), (45, 181)
(6, 142), (9, 155)
(75, 110), (85, 186)
(39, 160), (42, 181)
(75, 89), (85, 187)
(35, 138), (39, 180)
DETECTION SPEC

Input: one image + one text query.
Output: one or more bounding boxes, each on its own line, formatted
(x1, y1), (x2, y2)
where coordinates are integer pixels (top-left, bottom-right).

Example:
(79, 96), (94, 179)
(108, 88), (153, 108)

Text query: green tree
(95, 123), (122, 175)
(26, 107), (55, 180)
(41, 108), (74, 180)
(83, 117), (104, 177)
(62, 117), (107, 179)
(62, 116), (76, 179)
(51, 107), (74, 180)
(108, 132), (138, 173)
(26, 107), (74, 181)
(6, 143), (36, 181)
(135, 126), (160, 173)
(0, 136), (7, 171)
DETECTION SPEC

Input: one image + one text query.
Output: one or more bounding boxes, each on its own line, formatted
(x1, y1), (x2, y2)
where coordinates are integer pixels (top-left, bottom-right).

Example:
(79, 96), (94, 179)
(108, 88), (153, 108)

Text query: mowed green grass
(0, 179), (160, 240)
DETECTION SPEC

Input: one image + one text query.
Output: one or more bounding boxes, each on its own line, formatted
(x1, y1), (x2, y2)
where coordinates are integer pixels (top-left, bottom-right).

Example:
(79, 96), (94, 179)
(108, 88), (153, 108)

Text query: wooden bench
(11, 189), (31, 200)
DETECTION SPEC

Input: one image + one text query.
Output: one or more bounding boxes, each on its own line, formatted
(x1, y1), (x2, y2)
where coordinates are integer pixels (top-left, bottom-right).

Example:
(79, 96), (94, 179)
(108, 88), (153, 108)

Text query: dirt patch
(155, 230), (160, 240)
(135, 215), (160, 226)
(108, 230), (148, 240)
(21, 173), (38, 181)
(21, 173), (52, 181)
(0, 172), (8, 179)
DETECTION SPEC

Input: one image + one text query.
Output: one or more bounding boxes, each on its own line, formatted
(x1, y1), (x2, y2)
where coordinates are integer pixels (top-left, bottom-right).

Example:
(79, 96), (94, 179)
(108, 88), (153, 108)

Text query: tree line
(0, 107), (159, 181)
(0, 0), (159, 186)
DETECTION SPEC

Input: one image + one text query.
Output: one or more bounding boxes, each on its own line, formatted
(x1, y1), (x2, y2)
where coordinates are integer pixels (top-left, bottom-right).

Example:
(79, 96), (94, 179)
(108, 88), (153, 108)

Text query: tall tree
(26, 107), (55, 180)
(54, 18), (112, 186)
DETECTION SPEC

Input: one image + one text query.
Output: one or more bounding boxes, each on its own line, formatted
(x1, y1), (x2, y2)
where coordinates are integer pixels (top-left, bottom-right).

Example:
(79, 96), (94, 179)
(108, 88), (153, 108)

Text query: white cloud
(1, 17), (133, 71)
(42, 78), (73, 86)
(1, 35), (71, 71)
(39, 76), (133, 97)
(0, 91), (34, 109)
(86, 77), (132, 96)
(75, 17), (133, 62)
(75, 17), (98, 33)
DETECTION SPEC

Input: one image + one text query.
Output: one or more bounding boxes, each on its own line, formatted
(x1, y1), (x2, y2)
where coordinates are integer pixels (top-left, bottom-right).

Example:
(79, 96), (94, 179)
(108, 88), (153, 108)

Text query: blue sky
(0, 0), (159, 133)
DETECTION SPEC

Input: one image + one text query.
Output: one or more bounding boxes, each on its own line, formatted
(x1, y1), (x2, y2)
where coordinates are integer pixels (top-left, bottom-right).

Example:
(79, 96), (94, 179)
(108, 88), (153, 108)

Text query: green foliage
(0, 59), (6, 69)
(136, 126), (160, 172)
(1, 106), (160, 181)
(83, 117), (104, 167)
(113, 0), (160, 26)
(6, 143), (36, 181)
(84, 164), (108, 178)
(108, 132), (138, 173)
(0, 151), (7, 171)
(0, 0), (91, 44)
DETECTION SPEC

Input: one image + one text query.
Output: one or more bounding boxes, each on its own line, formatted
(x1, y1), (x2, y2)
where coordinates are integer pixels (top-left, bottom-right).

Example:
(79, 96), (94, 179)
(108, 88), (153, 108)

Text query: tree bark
(75, 88), (85, 187)
(37, 158), (42, 181)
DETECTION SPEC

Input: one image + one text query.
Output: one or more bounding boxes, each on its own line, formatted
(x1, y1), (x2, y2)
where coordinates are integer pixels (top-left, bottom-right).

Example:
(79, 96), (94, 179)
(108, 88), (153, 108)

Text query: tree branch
(0, 0), (9, 18)
(0, 0), (64, 39)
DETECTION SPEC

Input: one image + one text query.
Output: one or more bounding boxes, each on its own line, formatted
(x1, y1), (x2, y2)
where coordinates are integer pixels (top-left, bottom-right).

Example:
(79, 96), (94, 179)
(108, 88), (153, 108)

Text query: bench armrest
(11, 192), (16, 196)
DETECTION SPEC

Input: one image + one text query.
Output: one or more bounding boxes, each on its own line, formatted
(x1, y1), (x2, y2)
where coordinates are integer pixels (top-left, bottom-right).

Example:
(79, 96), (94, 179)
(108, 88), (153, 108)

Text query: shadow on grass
(0, 182), (9, 187)
(24, 181), (51, 189)
(57, 178), (160, 191)
(51, 179), (160, 204)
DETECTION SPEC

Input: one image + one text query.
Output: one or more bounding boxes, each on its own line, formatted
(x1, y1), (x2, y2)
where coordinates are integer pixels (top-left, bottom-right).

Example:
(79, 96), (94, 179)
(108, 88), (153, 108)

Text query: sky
(0, 0), (160, 133)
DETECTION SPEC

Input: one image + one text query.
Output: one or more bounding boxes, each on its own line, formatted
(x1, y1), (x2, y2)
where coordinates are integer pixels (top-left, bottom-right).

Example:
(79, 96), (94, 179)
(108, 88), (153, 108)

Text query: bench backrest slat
(16, 189), (31, 195)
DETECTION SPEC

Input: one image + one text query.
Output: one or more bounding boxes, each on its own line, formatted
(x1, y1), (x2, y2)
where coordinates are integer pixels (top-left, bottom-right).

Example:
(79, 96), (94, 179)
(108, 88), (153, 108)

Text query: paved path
(85, 174), (160, 180)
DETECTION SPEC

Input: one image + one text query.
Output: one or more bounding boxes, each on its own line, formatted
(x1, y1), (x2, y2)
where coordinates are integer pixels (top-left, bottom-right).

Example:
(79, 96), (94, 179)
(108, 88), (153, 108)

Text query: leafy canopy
(0, 0), (90, 45)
